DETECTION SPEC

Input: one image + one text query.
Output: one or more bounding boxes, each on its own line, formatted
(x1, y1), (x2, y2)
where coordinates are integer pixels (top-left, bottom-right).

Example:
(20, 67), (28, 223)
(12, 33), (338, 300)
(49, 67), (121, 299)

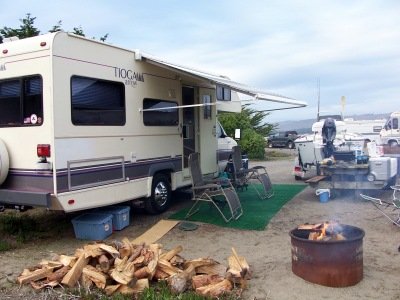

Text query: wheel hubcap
(154, 182), (168, 207)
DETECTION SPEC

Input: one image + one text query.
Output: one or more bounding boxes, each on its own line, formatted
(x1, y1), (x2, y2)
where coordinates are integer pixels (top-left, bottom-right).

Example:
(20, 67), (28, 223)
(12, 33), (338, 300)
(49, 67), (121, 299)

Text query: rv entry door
(182, 87), (196, 177)
(199, 88), (218, 175)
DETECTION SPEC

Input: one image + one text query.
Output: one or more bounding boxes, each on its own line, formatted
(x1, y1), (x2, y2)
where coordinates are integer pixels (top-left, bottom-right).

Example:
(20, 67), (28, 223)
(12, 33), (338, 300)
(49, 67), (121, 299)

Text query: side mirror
(234, 129), (241, 140)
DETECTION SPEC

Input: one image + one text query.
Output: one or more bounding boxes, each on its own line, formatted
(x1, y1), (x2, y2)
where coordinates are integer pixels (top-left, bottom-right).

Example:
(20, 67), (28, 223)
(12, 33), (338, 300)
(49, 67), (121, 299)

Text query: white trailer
(0, 32), (305, 213)
(380, 112), (400, 146)
(343, 118), (386, 143)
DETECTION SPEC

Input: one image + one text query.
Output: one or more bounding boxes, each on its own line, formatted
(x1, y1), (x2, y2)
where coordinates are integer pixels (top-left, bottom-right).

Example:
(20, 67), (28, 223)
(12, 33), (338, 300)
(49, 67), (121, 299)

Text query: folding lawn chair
(230, 145), (274, 199)
(185, 152), (243, 223)
(360, 186), (400, 227)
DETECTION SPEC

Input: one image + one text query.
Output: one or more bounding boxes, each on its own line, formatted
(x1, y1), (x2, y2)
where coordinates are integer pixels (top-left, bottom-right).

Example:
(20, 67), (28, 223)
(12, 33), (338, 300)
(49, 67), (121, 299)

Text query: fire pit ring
(290, 224), (365, 287)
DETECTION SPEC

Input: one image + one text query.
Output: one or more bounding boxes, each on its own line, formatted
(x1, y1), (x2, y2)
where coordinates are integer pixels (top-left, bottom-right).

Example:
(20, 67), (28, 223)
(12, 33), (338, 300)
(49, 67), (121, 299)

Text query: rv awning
(139, 53), (307, 112)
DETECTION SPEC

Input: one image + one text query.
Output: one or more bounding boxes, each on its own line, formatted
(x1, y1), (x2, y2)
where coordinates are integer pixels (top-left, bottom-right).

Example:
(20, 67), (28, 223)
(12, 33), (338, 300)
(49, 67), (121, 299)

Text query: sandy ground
(1, 149), (399, 299)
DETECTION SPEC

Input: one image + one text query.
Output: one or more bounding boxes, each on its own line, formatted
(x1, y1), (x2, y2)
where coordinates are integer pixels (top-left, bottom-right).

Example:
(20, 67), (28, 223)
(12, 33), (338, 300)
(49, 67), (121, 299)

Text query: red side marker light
(68, 199), (75, 205)
(2, 49), (8, 54)
(40, 42), (46, 47)
(37, 144), (51, 157)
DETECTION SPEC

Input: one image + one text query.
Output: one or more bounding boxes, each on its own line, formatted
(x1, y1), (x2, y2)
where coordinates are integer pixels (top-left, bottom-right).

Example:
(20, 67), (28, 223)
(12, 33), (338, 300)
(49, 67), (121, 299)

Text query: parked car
(266, 131), (298, 149)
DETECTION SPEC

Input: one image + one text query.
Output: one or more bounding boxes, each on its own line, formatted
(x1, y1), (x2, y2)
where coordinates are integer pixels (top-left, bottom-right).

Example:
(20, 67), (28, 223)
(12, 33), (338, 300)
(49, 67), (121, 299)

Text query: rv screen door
(199, 88), (217, 175)
(182, 87), (196, 175)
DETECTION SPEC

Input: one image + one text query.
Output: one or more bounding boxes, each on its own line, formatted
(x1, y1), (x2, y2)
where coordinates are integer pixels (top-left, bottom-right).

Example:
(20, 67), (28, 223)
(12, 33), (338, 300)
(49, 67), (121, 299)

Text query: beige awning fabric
(139, 53), (307, 112)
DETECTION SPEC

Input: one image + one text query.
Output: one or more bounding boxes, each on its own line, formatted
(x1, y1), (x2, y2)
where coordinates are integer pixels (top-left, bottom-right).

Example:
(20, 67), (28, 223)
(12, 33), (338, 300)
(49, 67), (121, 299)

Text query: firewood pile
(17, 238), (251, 298)
(298, 222), (346, 241)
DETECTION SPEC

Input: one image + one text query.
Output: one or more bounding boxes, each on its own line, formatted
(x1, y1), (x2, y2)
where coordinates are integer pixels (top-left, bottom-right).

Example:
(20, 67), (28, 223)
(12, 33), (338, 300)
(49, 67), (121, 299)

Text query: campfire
(297, 221), (346, 241)
(290, 222), (365, 287)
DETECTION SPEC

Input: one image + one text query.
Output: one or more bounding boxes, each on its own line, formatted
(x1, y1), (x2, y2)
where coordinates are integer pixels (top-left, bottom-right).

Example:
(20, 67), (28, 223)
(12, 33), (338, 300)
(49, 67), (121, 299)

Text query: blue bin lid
(72, 213), (112, 224)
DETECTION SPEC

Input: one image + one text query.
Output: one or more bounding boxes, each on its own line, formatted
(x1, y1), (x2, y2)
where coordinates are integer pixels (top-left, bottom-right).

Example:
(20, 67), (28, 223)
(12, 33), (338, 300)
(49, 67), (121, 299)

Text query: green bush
(239, 129), (266, 160)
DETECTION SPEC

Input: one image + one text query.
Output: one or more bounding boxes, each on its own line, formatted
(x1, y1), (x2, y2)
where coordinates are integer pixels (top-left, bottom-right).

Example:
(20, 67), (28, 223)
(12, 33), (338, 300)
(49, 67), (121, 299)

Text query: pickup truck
(266, 131), (298, 149)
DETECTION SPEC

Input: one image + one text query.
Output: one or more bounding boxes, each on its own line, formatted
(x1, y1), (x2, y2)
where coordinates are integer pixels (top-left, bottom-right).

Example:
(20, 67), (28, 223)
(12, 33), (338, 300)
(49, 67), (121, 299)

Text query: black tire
(287, 141), (295, 149)
(267, 141), (273, 148)
(294, 175), (302, 181)
(145, 173), (171, 214)
(389, 140), (398, 147)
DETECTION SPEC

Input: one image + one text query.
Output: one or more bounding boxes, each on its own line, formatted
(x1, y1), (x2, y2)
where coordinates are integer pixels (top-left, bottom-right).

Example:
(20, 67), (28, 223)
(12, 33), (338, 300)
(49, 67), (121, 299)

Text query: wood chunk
(298, 223), (323, 230)
(196, 262), (226, 277)
(147, 244), (161, 279)
(17, 267), (53, 285)
(134, 266), (150, 279)
(192, 274), (224, 289)
(82, 265), (108, 289)
(47, 266), (70, 282)
(105, 284), (122, 296)
(196, 279), (233, 297)
(153, 268), (169, 280)
(183, 258), (218, 269)
(99, 244), (120, 258)
(158, 259), (181, 276)
(30, 280), (59, 290)
(61, 252), (90, 287)
(110, 256), (136, 286)
(128, 243), (144, 262)
(80, 272), (93, 289)
(39, 260), (63, 269)
(84, 244), (106, 258)
(98, 254), (110, 272)
(119, 238), (133, 258)
(168, 272), (190, 294)
(59, 255), (77, 267)
(160, 245), (183, 261)
(117, 278), (149, 295)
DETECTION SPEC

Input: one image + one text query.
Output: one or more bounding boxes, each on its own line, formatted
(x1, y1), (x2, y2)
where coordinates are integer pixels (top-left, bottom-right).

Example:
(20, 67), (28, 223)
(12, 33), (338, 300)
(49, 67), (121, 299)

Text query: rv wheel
(145, 173), (171, 214)
(0, 139), (10, 185)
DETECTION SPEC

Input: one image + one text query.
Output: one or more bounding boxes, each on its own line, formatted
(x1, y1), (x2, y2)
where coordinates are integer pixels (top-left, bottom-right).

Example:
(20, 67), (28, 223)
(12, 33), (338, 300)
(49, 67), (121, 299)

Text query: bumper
(0, 189), (51, 207)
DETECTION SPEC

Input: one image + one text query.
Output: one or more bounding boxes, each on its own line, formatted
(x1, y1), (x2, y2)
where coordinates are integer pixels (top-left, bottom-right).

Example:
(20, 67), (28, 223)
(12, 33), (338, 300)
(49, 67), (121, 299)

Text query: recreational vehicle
(343, 118), (385, 143)
(380, 112), (400, 146)
(0, 32), (305, 213)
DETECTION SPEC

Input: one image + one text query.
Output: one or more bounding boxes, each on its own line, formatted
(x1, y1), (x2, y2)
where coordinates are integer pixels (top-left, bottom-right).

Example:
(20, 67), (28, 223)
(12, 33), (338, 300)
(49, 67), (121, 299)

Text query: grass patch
(0, 209), (72, 252)
(265, 149), (294, 161)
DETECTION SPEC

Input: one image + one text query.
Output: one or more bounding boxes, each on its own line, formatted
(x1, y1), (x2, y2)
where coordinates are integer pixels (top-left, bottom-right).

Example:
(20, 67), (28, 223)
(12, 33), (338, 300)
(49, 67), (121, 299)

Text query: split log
(39, 260), (63, 269)
(196, 279), (233, 297)
(298, 223), (322, 230)
(61, 252), (90, 287)
(82, 265), (108, 289)
(160, 245), (183, 261)
(168, 272), (190, 294)
(153, 268), (169, 280)
(119, 238), (133, 258)
(183, 258), (218, 269)
(147, 244), (161, 279)
(99, 244), (120, 258)
(98, 254), (110, 272)
(134, 266), (150, 279)
(127, 243), (145, 262)
(47, 266), (70, 282)
(105, 284), (121, 296)
(80, 273), (93, 289)
(84, 244), (106, 258)
(110, 257), (136, 286)
(170, 254), (185, 267)
(116, 278), (149, 295)
(192, 274), (224, 289)
(196, 262), (226, 277)
(17, 267), (53, 285)
(158, 259), (182, 276)
(59, 255), (77, 267)
(30, 280), (59, 290)
(227, 248), (251, 280)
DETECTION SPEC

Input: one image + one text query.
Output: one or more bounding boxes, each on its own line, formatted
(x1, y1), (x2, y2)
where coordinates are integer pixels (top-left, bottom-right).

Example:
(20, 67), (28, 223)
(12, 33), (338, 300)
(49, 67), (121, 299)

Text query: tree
(0, 13), (40, 40)
(218, 105), (277, 159)
(0, 13), (108, 43)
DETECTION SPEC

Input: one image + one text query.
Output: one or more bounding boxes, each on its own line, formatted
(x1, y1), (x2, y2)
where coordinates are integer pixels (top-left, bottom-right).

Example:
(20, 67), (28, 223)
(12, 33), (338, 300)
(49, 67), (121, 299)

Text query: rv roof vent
(3, 36), (19, 43)
(134, 49), (142, 61)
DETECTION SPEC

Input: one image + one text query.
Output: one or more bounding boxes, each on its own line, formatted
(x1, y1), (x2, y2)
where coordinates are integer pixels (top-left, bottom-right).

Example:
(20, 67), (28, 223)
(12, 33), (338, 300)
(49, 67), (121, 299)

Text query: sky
(1, 0), (400, 122)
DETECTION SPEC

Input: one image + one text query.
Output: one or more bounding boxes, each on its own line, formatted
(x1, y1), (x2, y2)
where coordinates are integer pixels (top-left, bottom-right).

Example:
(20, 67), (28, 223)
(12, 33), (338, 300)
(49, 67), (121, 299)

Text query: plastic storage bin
(71, 213), (113, 240)
(97, 206), (130, 230)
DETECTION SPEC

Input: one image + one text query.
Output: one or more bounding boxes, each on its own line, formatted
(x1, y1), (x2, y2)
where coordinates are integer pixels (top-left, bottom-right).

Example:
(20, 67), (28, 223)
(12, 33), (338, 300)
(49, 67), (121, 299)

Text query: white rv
(380, 112), (400, 146)
(343, 118), (386, 143)
(0, 32), (305, 213)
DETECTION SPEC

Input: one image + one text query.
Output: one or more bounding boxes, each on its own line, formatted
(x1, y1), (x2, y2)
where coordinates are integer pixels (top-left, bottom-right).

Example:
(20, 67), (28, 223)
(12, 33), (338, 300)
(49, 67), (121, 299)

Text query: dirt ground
(1, 149), (399, 299)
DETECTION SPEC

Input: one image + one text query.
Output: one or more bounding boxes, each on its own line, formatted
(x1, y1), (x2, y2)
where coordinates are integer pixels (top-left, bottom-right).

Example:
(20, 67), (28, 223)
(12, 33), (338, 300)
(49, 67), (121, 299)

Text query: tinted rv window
(143, 99), (179, 126)
(216, 86), (231, 101)
(0, 75), (43, 127)
(71, 76), (125, 125)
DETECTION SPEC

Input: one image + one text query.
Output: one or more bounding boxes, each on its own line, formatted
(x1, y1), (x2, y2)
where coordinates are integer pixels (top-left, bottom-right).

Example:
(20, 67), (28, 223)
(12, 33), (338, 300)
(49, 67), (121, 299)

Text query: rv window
(393, 118), (398, 130)
(71, 76), (125, 126)
(0, 75), (43, 127)
(143, 99), (179, 126)
(216, 86), (231, 101)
